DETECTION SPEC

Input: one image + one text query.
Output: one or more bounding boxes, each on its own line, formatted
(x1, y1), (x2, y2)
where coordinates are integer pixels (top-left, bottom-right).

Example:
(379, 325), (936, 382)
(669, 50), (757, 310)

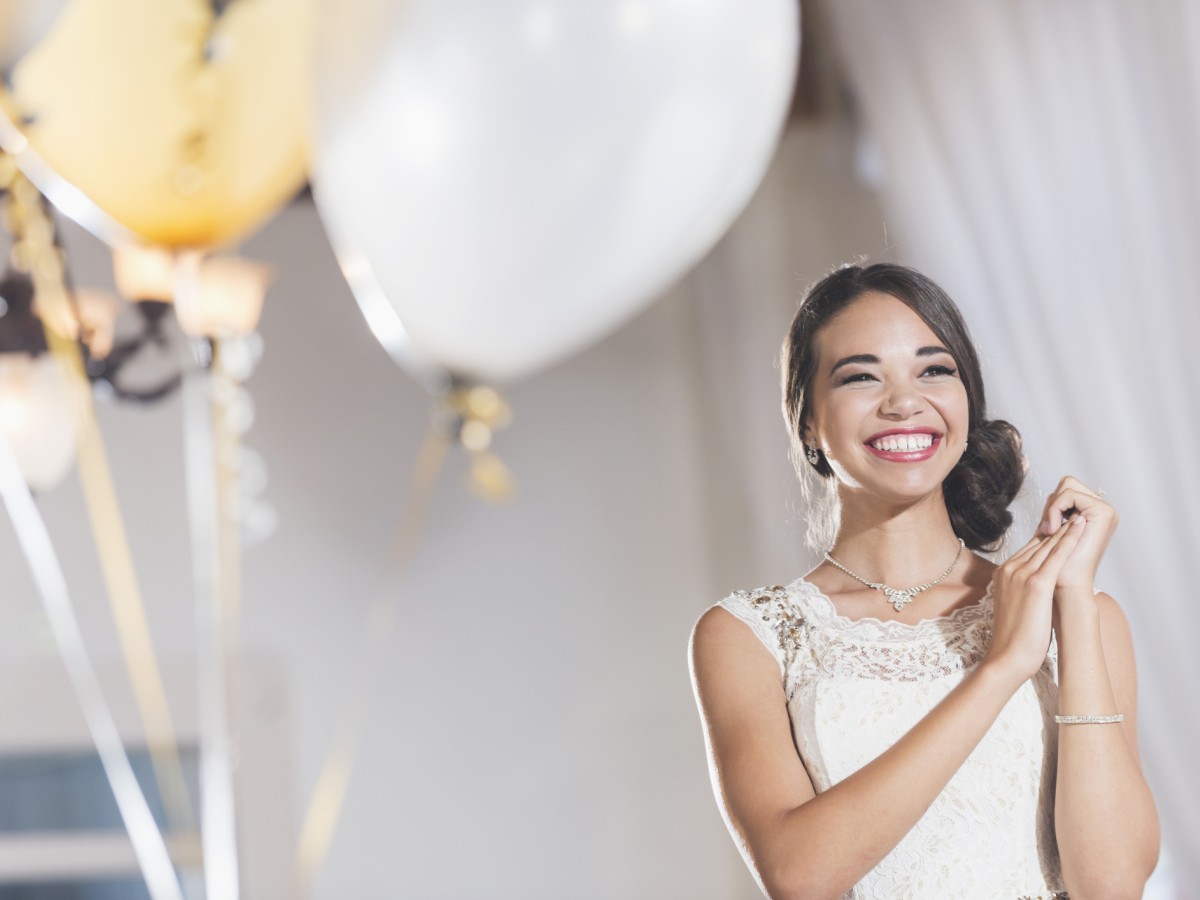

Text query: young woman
(689, 264), (1159, 899)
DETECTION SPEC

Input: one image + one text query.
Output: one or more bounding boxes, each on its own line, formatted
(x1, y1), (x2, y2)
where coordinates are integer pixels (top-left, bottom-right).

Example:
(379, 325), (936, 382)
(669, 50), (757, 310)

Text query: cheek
(928, 383), (969, 422)
(947, 405), (971, 438)
(811, 396), (859, 434)
(952, 386), (970, 423)
(820, 395), (872, 440)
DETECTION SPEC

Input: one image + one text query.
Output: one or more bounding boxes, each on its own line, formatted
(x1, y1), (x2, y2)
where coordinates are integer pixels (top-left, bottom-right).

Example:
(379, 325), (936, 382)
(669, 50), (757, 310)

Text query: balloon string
(212, 340), (244, 802)
(0, 108), (138, 247)
(294, 424), (451, 896)
(72, 363), (197, 831)
(0, 157), (195, 832)
(0, 431), (185, 900)
(177, 256), (241, 900)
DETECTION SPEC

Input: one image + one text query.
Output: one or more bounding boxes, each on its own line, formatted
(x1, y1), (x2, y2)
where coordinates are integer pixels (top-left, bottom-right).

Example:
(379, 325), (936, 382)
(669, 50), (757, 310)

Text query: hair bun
(946, 418), (1026, 552)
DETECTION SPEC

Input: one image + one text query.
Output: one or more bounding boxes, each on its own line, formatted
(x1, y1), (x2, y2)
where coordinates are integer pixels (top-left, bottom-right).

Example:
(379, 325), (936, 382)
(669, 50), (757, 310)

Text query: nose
(879, 382), (924, 419)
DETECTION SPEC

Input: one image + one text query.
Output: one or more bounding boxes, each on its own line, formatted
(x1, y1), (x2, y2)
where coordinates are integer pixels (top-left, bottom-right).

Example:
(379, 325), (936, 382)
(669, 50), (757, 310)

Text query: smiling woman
(688, 263), (1160, 899)
(783, 266), (1023, 558)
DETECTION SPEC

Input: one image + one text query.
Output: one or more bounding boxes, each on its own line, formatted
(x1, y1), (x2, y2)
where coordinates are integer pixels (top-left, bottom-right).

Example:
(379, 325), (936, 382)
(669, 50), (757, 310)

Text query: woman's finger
(1035, 476), (1085, 531)
(1036, 512), (1088, 578)
(1039, 486), (1111, 535)
(1039, 488), (1079, 535)
(1000, 532), (1053, 573)
(1008, 532), (1047, 562)
(1025, 512), (1077, 569)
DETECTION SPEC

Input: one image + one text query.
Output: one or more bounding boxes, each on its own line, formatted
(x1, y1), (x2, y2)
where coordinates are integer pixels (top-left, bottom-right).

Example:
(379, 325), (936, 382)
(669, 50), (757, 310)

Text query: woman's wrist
(1052, 590), (1102, 651)
(975, 652), (1038, 694)
(1056, 578), (1094, 600)
(1053, 585), (1100, 616)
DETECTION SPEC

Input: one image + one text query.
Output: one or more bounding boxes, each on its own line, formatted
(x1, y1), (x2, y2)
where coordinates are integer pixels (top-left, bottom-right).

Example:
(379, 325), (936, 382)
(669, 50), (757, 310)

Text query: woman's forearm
(764, 661), (1022, 899)
(1053, 593), (1159, 898)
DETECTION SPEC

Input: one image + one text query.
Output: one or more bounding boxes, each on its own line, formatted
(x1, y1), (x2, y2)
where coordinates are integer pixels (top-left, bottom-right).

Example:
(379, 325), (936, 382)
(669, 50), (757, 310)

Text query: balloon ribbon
(1, 156), (194, 832)
(176, 254), (241, 900)
(293, 382), (515, 893)
(0, 427), (184, 900)
(293, 424), (450, 895)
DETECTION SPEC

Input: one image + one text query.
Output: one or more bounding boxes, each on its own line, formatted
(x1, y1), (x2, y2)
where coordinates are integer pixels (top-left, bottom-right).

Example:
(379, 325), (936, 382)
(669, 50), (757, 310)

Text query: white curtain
(825, 0), (1200, 889)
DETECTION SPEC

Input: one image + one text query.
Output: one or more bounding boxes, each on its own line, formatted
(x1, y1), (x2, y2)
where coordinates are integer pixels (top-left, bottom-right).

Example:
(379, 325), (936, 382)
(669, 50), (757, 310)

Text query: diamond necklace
(822, 538), (966, 612)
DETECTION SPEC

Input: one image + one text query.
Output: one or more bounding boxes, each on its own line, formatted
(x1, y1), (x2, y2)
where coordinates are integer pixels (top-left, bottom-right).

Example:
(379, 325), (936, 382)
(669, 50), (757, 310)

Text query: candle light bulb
(0, 353), (78, 492)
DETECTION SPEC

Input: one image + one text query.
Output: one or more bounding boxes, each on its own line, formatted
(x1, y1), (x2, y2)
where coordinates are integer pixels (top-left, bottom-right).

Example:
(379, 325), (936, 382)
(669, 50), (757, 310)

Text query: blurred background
(0, 0), (1195, 898)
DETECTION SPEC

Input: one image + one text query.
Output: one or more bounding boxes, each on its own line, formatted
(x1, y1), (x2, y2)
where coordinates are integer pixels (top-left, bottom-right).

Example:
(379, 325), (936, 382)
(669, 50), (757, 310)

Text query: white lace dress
(716, 578), (1069, 899)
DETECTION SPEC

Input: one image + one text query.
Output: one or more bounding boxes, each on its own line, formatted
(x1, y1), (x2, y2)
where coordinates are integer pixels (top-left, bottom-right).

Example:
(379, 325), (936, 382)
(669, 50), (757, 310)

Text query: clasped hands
(985, 475), (1118, 681)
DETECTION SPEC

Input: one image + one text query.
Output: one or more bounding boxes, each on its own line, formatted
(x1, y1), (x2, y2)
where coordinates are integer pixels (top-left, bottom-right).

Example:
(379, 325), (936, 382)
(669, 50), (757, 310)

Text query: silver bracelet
(1054, 713), (1124, 725)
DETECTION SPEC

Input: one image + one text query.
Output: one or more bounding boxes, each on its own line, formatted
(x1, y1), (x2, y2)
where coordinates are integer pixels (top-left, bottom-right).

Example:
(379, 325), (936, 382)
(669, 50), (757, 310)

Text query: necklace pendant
(824, 538), (964, 615)
(885, 588), (915, 612)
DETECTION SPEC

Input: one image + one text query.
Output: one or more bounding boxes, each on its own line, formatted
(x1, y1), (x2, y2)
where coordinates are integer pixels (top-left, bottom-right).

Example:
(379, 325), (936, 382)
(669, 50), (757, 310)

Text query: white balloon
(0, 353), (77, 492)
(312, 0), (798, 383)
(0, 0), (68, 70)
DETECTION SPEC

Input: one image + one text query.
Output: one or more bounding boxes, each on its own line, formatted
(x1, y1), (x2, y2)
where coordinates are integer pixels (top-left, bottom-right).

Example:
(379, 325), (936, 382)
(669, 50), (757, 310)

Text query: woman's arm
(689, 517), (1084, 900)
(1036, 475), (1166, 897)
(690, 608), (1029, 900)
(1052, 588), (1160, 899)
(1034, 475), (1160, 898)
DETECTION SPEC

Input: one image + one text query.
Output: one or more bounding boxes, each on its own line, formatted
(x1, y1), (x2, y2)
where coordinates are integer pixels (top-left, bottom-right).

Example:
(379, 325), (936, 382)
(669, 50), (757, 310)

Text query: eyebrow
(828, 345), (953, 376)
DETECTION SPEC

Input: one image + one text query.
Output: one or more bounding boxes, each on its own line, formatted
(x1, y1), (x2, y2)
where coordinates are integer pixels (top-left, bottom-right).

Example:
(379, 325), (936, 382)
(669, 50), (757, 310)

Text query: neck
(826, 488), (965, 587)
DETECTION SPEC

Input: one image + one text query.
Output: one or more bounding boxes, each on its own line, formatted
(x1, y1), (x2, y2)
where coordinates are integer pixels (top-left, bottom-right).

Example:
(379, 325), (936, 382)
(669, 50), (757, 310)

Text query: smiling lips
(865, 428), (942, 462)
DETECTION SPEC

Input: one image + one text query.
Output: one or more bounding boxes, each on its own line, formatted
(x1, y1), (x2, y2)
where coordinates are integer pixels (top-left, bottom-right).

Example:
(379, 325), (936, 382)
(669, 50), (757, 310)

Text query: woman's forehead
(816, 292), (943, 360)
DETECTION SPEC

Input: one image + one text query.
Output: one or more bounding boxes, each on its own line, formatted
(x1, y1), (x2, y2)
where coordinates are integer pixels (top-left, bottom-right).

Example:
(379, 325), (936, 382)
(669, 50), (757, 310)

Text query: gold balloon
(0, 0), (315, 249)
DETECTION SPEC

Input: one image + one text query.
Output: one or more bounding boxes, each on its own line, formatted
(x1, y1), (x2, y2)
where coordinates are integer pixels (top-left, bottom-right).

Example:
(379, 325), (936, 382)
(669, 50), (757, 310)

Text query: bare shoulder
(689, 605), (781, 695)
(689, 603), (745, 651)
(688, 602), (817, 881)
(1093, 590), (1130, 629)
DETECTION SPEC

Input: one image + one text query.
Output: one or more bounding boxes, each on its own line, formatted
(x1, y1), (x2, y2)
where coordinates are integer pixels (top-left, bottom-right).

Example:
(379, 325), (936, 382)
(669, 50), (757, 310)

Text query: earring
(805, 445), (820, 466)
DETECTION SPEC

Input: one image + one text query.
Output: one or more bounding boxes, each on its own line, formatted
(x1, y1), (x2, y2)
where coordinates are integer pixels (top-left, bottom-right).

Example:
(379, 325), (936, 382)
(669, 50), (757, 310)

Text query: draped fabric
(823, 0), (1200, 886)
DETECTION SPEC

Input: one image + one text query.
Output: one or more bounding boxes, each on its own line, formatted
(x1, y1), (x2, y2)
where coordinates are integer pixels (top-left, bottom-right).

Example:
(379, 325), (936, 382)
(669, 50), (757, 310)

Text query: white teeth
(871, 433), (934, 452)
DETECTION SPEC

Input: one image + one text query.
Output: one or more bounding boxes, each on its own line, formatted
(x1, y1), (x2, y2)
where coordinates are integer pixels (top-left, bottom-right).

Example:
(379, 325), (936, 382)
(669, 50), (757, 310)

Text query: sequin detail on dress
(732, 584), (805, 671)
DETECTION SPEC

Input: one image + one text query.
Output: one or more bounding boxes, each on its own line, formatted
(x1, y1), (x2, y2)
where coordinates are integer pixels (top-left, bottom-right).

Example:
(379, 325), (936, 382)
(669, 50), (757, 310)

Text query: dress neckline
(785, 577), (995, 633)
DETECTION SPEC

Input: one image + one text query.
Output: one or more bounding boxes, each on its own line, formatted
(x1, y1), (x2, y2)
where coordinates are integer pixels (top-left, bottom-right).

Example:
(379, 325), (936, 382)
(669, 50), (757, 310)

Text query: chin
(864, 478), (940, 500)
(836, 461), (951, 504)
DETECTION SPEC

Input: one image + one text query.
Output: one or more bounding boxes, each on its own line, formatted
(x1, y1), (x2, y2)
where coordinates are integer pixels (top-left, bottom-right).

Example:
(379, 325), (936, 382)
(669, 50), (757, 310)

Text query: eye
(921, 364), (957, 378)
(837, 372), (877, 386)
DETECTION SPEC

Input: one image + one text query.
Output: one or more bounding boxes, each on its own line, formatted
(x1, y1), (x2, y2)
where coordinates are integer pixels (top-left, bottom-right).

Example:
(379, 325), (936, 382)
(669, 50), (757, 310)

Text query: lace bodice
(716, 579), (1066, 899)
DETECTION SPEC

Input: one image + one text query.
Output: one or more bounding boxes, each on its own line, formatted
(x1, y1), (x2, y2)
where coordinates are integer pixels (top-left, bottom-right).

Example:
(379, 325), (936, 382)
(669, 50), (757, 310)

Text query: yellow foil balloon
(0, 0), (314, 249)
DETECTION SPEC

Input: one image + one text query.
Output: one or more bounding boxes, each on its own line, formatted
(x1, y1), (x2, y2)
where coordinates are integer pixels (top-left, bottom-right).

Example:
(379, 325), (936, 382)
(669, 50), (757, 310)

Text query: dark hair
(781, 262), (1025, 552)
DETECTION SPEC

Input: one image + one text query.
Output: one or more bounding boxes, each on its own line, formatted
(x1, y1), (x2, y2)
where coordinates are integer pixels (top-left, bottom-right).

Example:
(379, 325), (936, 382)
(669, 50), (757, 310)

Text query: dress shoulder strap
(715, 585), (808, 679)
